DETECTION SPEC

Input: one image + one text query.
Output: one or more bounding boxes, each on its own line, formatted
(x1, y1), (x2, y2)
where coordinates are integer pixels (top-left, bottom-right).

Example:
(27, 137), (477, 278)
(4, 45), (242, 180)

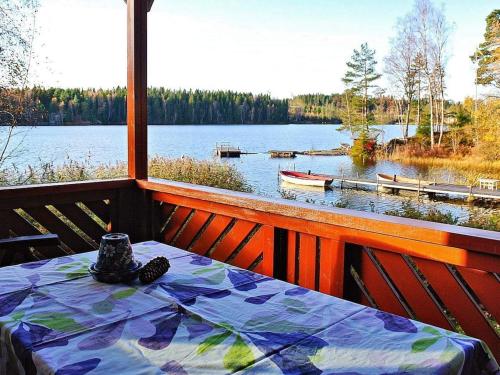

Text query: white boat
(376, 173), (433, 185)
(280, 171), (333, 187)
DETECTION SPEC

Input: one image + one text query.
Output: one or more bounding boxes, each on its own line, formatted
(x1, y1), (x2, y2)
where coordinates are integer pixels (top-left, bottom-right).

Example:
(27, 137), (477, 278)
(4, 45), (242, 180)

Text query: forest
(10, 87), (415, 126)
(24, 87), (289, 125)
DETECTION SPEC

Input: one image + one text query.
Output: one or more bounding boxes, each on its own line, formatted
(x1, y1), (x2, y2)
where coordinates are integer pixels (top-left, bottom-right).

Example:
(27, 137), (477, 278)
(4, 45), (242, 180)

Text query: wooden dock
(268, 147), (349, 158)
(269, 150), (297, 158)
(328, 175), (500, 200)
(215, 143), (241, 158)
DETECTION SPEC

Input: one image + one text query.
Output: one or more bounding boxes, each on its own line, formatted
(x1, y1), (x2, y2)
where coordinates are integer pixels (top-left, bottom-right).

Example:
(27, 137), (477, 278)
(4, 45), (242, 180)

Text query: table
(0, 241), (498, 374)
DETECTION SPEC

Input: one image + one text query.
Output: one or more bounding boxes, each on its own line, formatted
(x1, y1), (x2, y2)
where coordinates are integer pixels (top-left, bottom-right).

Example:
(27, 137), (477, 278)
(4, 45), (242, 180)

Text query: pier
(269, 150), (297, 158)
(215, 143), (242, 157)
(330, 175), (500, 200)
(268, 146), (349, 158)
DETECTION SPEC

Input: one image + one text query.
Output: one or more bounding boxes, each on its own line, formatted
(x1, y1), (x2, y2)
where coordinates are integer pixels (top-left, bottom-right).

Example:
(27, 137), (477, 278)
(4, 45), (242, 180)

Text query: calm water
(9, 124), (497, 221)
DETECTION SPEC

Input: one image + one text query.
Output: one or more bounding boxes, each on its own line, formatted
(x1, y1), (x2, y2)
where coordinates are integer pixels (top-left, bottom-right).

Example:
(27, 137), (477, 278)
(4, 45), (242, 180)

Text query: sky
(32, 0), (495, 101)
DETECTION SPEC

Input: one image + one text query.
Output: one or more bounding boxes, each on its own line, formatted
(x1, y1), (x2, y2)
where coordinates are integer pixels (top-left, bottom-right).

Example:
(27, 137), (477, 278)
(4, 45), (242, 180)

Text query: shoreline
(383, 154), (500, 179)
(0, 122), (404, 127)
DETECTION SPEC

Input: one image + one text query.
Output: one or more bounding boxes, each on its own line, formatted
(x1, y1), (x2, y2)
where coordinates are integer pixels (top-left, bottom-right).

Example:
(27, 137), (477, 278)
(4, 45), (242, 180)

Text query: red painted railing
(139, 178), (500, 359)
(0, 178), (498, 359)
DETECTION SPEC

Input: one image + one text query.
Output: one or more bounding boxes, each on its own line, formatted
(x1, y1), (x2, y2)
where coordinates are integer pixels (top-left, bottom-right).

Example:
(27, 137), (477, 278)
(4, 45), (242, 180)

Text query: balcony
(1, 175), (499, 360)
(0, 0), (498, 368)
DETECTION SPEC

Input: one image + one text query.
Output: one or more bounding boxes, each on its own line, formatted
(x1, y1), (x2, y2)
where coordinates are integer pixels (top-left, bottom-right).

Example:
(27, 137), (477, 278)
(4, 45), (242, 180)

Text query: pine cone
(139, 256), (170, 283)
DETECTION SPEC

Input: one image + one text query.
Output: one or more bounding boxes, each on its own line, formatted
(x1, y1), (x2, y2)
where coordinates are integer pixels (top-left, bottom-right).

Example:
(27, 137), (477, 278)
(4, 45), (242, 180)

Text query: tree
(0, 0), (40, 183)
(412, 0), (450, 147)
(385, 14), (418, 140)
(342, 43), (381, 130)
(429, 4), (451, 145)
(471, 10), (500, 92)
(474, 98), (500, 161)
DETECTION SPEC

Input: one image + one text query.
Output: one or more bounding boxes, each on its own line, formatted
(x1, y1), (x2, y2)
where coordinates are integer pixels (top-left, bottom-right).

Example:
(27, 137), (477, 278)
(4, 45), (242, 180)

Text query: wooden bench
(0, 234), (61, 267)
(479, 178), (499, 190)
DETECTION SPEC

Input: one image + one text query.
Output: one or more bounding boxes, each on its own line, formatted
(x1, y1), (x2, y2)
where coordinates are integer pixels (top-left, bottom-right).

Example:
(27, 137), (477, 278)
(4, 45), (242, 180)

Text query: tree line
(23, 87), (289, 125)
(6, 86), (423, 126)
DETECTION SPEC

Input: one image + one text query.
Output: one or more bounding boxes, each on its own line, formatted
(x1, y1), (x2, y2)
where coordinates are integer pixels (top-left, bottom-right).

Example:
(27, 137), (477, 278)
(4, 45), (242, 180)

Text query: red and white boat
(279, 170), (333, 187)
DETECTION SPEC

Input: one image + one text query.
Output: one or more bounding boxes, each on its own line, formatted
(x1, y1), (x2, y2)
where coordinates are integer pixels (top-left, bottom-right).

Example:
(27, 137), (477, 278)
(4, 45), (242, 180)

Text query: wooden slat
(162, 207), (192, 244)
(22, 207), (93, 252)
(358, 250), (409, 317)
(415, 258), (499, 358)
(318, 237), (345, 297)
(149, 191), (499, 273)
(297, 233), (317, 290)
(83, 200), (110, 225)
(190, 215), (232, 255)
(373, 249), (453, 330)
(159, 203), (176, 224)
(173, 210), (211, 249)
(230, 225), (274, 277)
(0, 211), (10, 238)
(0, 210), (41, 236)
(0, 191), (118, 211)
(286, 231), (297, 284)
(456, 267), (500, 320)
(210, 220), (256, 262)
(261, 226), (275, 277)
(54, 203), (106, 243)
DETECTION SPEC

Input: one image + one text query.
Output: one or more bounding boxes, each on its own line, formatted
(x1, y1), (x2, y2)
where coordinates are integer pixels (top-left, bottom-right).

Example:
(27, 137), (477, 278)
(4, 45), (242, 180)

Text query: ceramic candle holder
(89, 233), (142, 283)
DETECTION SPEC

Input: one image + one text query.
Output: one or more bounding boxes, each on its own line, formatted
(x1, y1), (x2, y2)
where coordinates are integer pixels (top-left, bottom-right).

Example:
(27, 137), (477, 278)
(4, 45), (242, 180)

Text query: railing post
(342, 243), (363, 302)
(273, 228), (288, 281)
(127, 0), (148, 180)
(318, 237), (346, 298)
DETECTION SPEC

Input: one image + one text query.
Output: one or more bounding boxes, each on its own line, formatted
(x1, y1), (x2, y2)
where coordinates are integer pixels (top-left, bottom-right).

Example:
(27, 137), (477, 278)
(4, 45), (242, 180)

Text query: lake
(8, 124), (495, 222)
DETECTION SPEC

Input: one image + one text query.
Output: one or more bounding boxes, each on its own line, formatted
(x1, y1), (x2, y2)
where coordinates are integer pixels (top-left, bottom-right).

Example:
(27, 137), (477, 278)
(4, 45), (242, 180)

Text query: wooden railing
(138, 178), (500, 359)
(0, 178), (498, 358)
(0, 179), (135, 265)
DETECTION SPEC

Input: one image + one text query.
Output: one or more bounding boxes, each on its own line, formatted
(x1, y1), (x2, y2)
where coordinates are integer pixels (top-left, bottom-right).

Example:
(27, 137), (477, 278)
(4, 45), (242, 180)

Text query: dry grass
(147, 156), (251, 192)
(385, 150), (500, 181)
(2, 156), (252, 193)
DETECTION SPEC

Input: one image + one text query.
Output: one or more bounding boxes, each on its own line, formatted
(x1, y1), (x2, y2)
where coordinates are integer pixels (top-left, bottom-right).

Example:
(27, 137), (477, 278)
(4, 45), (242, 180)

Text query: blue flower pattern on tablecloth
(0, 241), (497, 374)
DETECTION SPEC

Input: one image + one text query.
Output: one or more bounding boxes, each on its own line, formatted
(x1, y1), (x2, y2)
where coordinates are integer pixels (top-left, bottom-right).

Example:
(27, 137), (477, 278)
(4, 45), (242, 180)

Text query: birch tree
(384, 14), (418, 140)
(430, 6), (451, 145)
(413, 0), (435, 147)
(0, 0), (39, 181)
(410, 0), (450, 148)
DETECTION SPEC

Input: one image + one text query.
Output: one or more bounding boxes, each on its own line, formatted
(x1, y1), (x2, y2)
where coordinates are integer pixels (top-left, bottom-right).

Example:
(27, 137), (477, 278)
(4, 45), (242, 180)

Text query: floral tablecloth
(0, 241), (498, 374)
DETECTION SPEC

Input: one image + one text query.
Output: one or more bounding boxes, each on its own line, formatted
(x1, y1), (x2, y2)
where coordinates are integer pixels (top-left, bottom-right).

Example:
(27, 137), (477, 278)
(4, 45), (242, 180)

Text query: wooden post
(318, 237), (346, 298)
(468, 185), (474, 203)
(273, 228), (288, 281)
(127, 0), (148, 180)
(342, 243), (363, 302)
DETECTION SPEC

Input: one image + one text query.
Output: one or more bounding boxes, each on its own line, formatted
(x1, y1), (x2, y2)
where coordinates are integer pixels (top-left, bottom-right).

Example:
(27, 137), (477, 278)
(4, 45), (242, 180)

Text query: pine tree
(342, 43), (381, 130)
(471, 9), (500, 91)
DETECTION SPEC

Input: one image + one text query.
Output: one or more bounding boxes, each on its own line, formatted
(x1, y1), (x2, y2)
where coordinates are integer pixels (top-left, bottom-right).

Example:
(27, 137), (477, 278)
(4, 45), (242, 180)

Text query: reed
(2, 156), (252, 193)
(385, 154), (500, 180)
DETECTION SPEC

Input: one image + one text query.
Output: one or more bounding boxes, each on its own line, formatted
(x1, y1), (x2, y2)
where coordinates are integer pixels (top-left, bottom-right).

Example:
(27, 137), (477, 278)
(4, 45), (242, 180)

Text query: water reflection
(12, 124), (499, 222)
